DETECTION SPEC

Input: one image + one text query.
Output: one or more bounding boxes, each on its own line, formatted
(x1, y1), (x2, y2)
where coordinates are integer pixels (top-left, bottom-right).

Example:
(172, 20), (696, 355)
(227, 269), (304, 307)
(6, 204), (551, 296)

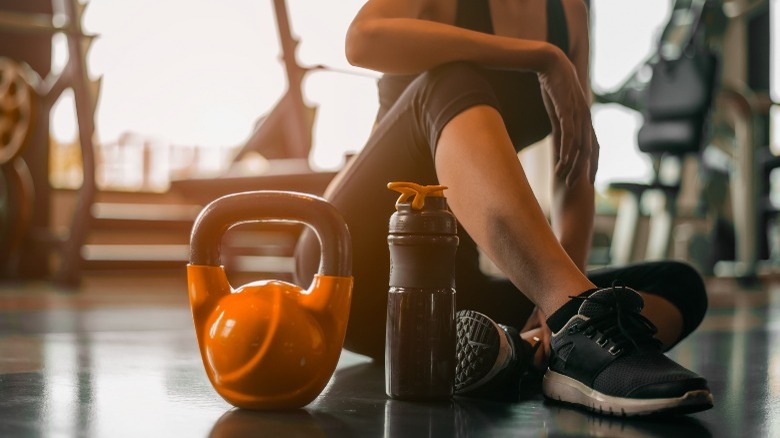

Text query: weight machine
(0, 0), (98, 286)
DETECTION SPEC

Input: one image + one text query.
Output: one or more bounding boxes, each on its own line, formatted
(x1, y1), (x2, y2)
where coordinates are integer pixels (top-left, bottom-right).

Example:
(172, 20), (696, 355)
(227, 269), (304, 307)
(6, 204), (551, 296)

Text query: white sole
(542, 370), (714, 416)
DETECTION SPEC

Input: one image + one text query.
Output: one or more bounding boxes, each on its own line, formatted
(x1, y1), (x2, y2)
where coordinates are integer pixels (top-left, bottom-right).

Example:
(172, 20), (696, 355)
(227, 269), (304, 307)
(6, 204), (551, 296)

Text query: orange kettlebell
(187, 191), (353, 410)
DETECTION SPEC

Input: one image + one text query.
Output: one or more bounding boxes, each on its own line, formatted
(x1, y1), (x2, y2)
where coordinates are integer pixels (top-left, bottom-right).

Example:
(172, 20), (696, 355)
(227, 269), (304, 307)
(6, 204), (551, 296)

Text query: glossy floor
(0, 272), (778, 437)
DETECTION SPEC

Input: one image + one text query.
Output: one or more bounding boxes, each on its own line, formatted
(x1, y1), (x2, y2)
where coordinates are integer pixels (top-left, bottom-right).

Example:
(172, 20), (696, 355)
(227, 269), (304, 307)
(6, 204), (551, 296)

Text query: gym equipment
(0, 57), (36, 165)
(704, 84), (763, 279)
(0, 0), (100, 285)
(187, 190), (352, 409)
(228, 0), (376, 168)
(601, 0), (721, 265)
(0, 57), (36, 274)
(43, 0), (100, 286)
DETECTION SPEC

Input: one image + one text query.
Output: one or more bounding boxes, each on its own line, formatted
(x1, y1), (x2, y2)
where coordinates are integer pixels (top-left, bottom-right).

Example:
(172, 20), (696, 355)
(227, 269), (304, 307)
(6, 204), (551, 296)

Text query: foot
(454, 310), (539, 401)
(543, 285), (714, 416)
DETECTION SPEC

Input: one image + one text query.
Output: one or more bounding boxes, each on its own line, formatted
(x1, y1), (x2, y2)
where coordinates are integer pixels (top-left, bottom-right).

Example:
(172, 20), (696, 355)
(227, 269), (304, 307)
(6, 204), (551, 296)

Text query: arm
(552, 168), (594, 271)
(348, 0), (597, 187)
(549, 0), (595, 271)
(345, 0), (558, 75)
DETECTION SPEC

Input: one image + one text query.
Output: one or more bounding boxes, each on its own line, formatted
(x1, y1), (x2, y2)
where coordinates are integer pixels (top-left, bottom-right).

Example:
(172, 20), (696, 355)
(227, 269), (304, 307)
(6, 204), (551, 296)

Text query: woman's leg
(435, 105), (596, 317)
(296, 62), (530, 359)
(297, 60), (699, 356)
(434, 106), (707, 348)
(297, 58), (710, 412)
(433, 83), (712, 415)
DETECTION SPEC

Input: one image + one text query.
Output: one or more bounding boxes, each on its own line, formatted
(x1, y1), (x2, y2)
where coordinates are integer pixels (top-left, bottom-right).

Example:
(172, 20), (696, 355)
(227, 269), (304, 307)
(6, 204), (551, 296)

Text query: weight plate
(0, 58), (37, 165)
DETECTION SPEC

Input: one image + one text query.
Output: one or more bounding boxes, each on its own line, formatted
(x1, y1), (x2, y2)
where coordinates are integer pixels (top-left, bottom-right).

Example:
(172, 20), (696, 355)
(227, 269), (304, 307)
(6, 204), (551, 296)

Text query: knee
(415, 62), (494, 102)
(662, 261), (708, 336)
(672, 261), (707, 308)
(407, 62), (499, 149)
(426, 61), (486, 83)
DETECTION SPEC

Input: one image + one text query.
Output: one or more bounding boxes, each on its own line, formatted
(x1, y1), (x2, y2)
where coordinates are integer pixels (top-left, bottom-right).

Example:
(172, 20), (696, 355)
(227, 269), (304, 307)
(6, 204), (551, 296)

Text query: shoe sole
(454, 310), (511, 393)
(542, 370), (714, 416)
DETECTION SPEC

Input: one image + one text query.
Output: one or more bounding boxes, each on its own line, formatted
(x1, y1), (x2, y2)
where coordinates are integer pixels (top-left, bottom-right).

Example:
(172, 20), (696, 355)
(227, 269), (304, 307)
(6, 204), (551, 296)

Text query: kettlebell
(188, 191), (353, 410)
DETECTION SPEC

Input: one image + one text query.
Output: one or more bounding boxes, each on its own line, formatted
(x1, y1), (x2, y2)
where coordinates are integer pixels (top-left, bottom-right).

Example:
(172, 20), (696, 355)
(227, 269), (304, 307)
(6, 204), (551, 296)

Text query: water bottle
(385, 182), (458, 400)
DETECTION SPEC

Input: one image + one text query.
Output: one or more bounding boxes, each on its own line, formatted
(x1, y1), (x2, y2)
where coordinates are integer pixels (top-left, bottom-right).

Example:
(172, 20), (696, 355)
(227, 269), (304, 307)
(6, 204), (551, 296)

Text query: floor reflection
(209, 409), (348, 438)
(0, 276), (778, 436)
(542, 404), (713, 438)
(205, 363), (718, 438)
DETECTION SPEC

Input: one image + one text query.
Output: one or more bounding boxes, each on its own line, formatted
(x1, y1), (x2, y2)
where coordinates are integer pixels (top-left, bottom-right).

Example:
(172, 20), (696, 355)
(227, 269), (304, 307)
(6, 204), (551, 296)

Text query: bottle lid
(388, 182), (457, 235)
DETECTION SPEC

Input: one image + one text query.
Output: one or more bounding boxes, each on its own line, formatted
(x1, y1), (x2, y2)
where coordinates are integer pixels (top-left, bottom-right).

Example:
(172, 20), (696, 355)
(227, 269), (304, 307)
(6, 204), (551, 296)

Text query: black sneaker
(454, 310), (538, 401)
(543, 286), (714, 416)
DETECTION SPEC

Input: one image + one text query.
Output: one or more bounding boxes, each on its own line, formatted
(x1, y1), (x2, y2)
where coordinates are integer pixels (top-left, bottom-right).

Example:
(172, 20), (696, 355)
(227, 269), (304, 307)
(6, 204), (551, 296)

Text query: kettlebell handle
(189, 191), (351, 277)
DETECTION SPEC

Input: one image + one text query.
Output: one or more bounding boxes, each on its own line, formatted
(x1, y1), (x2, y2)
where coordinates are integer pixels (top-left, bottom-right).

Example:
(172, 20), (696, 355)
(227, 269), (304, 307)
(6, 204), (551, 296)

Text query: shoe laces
(570, 282), (661, 354)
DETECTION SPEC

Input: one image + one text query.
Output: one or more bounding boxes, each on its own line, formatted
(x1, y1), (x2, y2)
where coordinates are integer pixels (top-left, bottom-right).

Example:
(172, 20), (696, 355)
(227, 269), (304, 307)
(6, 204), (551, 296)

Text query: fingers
(521, 307), (541, 332)
(589, 132), (600, 184)
(552, 105), (588, 185)
(564, 148), (584, 187)
(556, 128), (586, 187)
(521, 324), (552, 370)
(540, 74), (598, 187)
(554, 113), (578, 179)
(564, 117), (592, 187)
(554, 128), (572, 178)
(559, 117), (598, 188)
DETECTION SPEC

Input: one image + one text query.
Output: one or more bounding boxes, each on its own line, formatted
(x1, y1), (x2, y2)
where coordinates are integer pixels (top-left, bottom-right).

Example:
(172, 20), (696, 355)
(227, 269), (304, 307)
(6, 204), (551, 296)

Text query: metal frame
(0, 0), (98, 286)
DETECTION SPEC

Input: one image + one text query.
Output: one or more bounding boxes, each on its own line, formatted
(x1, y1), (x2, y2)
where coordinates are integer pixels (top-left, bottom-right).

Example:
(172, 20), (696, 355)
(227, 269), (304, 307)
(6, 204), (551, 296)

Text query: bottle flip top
(387, 182), (459, 290)
(388, 182), (457, 236)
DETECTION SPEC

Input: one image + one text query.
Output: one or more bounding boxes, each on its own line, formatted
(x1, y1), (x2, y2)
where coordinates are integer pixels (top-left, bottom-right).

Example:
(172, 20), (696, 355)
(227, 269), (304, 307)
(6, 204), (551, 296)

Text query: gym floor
(0, 271), (777, 438)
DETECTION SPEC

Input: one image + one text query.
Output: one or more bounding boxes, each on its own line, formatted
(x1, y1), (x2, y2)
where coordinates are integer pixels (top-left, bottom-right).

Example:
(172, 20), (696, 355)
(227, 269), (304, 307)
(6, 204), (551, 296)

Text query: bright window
(51, 0), (674, 189)
(590, 0), (673, 190)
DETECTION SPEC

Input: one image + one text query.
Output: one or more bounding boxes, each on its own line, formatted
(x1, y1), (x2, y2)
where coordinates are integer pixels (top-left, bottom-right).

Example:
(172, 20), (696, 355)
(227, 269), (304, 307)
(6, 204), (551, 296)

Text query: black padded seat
(637, 118), (703, 155)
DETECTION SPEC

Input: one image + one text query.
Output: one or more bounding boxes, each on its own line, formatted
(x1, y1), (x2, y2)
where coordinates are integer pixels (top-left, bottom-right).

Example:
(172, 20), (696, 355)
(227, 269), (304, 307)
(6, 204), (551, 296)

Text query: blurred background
(0, 0), (775, 285)
(49, 0), (668, 189)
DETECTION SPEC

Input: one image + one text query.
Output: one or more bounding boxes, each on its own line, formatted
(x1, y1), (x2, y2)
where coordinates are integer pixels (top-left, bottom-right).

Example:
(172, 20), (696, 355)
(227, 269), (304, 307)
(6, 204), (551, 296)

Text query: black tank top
(376, 0), (570, 151)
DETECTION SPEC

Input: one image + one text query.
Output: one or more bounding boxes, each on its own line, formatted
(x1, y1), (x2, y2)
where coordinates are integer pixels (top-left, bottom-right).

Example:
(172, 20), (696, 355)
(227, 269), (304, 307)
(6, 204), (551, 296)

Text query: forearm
(346, 17), (560, 75)
(552, 177), (594, 272)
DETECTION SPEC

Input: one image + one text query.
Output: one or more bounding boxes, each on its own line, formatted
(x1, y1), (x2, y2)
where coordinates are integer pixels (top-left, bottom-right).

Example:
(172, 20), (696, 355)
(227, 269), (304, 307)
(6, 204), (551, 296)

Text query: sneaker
(543, 285), (714, 416)
(454, 310), (538, 401)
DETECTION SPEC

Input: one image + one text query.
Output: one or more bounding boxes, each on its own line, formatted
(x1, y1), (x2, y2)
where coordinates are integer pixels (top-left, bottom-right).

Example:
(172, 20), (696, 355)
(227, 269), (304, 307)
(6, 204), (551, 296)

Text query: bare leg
(638, 292), (684, 348)
(436, 105), (711, 411)
(435, 105), (594, 317)
(436, 105), (686, 358)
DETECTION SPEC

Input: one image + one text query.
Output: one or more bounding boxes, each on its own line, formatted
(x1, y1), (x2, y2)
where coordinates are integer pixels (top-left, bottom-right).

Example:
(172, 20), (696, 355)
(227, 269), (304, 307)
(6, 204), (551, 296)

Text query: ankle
(537, 279), (598, 318)
(545, 288), (599, 333)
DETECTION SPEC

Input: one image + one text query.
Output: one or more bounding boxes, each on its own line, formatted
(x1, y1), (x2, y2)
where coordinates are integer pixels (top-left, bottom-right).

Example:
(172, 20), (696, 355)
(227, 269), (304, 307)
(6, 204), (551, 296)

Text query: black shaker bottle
(385, 181), (458, 400)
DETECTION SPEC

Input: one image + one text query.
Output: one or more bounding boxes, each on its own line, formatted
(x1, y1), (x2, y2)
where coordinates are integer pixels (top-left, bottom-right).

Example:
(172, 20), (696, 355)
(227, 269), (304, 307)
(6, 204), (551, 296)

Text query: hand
(521, 307), (552, 370)
(538, 49), (600, 187)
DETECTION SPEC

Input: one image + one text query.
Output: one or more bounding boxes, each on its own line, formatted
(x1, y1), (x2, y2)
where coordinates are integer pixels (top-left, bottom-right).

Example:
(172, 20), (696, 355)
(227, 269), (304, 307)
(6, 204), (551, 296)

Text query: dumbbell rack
(0, 0), (99, 286)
